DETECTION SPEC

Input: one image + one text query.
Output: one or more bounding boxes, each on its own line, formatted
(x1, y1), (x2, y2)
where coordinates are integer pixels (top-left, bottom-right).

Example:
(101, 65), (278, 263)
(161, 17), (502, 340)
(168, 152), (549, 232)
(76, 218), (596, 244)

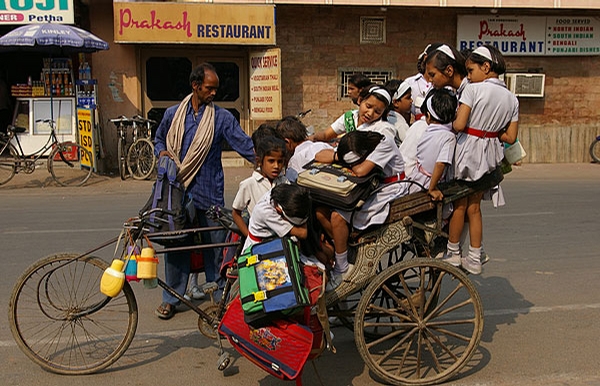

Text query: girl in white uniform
(310, 85), (397, 142)
(314, 130), (406, 288)
(425, 44), (468, 99)
(384, 79), (412, 145)
(406, 88), (457, 200)
(446, 45), (520, 275)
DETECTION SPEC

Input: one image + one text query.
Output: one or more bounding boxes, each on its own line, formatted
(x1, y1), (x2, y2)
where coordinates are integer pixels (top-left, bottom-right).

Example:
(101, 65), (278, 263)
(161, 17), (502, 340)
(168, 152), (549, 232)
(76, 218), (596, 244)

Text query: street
(1, 163), (600, 386)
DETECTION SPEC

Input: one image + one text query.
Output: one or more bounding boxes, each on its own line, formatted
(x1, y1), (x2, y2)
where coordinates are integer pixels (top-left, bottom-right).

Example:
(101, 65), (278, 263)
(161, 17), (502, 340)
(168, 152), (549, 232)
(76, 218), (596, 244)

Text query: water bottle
(100, 260), (125, 297)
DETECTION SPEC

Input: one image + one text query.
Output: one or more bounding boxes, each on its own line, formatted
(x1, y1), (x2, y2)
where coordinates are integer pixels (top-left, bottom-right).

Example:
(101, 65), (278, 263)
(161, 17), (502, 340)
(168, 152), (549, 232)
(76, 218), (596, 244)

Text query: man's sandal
(155, 302), (176, 320)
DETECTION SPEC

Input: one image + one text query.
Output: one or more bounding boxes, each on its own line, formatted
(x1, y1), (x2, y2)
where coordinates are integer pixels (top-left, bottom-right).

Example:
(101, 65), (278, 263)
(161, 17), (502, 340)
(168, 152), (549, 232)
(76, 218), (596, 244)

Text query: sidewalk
(1, 163), (598, 198)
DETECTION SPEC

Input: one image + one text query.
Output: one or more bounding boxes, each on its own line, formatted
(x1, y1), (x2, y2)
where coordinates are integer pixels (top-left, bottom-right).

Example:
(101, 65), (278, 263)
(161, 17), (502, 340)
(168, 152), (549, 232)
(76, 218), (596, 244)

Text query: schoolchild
(399, 91), (431, 177)
(445, 45), (519, 275)
(251, 122), (282, 145)
(406, 88), (457, 199)
(275, 116), (333, 182)
(314, 130), (406, 288)
(425, 44), (468, 98)
(310, 85), (396, 142)
(404, 43), (441, 120)
(346, 73), (372, 106)
(242, 184), (324, 267)
(232, 136), (288, 237)
(384, 79), (412, 145)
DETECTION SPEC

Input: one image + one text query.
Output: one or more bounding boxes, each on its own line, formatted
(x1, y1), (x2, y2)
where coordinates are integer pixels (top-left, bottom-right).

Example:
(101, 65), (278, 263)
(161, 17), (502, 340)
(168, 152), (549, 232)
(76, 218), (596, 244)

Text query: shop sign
(0, 0), (73, 25)
(457, 15), (600, 56)
(249, 48), (281, 120)
(113, 1), (275, 45)
(77, 108), (95, 170)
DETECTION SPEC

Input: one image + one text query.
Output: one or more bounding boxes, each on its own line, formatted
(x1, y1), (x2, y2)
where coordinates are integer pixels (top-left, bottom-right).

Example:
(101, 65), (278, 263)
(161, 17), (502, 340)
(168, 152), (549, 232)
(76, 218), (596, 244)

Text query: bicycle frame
(5, 121), (63, 163)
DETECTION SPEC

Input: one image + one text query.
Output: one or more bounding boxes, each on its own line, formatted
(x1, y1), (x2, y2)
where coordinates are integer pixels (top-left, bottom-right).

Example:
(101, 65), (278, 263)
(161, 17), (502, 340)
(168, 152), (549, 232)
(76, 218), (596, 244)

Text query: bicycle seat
(8, 126), (27, 134)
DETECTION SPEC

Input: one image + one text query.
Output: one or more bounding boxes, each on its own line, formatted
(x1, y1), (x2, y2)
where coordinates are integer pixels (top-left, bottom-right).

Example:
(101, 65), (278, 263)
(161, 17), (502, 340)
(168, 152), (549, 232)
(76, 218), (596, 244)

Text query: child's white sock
(334, 251), (349, 274)
(447, 241), (460, 256)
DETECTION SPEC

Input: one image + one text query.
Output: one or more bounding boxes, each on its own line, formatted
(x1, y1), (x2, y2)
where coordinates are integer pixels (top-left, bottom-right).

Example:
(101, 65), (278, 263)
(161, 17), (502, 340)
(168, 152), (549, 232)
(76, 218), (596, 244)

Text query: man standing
(153, 63), (254, 319)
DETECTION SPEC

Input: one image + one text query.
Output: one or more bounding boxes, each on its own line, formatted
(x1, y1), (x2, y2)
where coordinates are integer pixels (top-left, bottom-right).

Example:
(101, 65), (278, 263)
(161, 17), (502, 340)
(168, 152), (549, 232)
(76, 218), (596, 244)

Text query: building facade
(83, 1), (600, 169)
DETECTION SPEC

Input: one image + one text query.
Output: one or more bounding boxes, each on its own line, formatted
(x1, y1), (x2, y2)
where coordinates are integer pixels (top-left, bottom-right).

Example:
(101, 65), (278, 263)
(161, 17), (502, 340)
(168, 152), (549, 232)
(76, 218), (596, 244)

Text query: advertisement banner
(77, 108), (95, 170)
(249, 48), (282, 120)
(0, 0), (73, 25)
(457, 15), (600, 56)
(113, 1), (275, 45)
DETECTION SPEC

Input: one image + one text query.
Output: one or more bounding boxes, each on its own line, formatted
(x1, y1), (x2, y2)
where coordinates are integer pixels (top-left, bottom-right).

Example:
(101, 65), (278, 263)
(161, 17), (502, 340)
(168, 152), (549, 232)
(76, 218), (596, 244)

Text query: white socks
(447, 241), (460, 256)
(334, 251), (349, 274)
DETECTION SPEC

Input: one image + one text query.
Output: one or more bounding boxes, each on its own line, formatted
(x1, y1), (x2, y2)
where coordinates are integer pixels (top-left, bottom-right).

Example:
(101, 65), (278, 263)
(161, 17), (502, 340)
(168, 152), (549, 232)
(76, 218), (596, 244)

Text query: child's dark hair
(251, 123), (281, 148)
(417, 43), (443, 74)
(358, 85), (392, 120)
(276, 116), (307, 143)
(425, 44), (467, 79)
(271, 184), (321, 256)
(468, 44), (506, 75)
(337, 130), (384, 168)
(348, 73), (371, 89)
(426, 88), (457, 125)
(255, 136), (287, 165)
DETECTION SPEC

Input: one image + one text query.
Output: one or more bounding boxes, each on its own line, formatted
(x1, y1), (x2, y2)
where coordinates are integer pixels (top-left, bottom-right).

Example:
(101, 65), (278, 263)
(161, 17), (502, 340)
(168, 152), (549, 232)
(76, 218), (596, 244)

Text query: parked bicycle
(590, 134), (600, 163)
(0, 120), (93, 187)
(110, 115), (157, 180)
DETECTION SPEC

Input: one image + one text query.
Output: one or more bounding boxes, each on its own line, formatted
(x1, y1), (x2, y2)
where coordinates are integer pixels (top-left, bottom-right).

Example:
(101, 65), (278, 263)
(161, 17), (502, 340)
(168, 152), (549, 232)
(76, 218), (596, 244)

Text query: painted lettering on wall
(197, 24), (271, 40)
(118, 8), (192, 37)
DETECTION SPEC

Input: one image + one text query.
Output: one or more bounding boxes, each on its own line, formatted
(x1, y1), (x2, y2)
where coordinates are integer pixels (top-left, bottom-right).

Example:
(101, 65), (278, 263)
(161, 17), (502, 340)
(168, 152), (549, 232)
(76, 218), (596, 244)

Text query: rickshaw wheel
(355, 258), (483, 386)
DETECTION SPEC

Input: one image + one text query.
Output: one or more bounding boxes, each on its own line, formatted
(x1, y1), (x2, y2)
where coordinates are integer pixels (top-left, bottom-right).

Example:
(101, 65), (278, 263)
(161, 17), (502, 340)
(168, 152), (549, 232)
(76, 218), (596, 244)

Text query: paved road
(1, 164), (600, 386)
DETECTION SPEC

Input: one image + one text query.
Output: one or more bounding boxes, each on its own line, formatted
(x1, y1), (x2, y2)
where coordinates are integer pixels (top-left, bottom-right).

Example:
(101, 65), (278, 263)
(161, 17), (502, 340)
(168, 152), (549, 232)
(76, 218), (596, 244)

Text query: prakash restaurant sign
(458, 15), (600, 56)
(113, 1), (276, 45)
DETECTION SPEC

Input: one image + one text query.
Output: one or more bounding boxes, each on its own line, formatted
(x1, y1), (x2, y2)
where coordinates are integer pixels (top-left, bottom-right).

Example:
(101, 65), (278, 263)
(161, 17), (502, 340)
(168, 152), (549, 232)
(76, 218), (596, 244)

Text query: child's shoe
(442, 241), (461, 267)
(326, 264), (354, 292)
(461, 246), (482, 275)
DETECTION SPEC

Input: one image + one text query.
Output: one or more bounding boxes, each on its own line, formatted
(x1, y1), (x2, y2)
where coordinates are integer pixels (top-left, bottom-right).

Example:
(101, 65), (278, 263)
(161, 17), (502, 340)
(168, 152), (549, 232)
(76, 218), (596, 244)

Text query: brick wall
(276, 6), (600, 162)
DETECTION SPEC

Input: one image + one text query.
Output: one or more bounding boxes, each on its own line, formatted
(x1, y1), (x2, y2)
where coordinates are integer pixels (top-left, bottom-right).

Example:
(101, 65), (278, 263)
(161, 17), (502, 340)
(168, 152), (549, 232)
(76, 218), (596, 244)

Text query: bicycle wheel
(127, 138), (156, 180)
(8, 253), (138, 375)
(118, 137), (128, 180)
(0, 138), (17, 185)
(355, 258), (483, 386)
(590, 138), (600, 163)
(48, 142), (93, 187)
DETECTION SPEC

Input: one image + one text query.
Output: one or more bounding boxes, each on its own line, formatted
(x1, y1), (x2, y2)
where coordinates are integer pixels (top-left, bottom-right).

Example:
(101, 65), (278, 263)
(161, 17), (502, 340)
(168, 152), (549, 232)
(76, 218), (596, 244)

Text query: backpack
(140, 156), (195, 245)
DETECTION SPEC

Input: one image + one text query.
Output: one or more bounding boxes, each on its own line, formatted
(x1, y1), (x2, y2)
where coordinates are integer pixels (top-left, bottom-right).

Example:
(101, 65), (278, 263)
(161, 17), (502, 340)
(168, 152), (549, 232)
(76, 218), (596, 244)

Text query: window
(338, 69), (394, 100)
(146, 57), (192, 101)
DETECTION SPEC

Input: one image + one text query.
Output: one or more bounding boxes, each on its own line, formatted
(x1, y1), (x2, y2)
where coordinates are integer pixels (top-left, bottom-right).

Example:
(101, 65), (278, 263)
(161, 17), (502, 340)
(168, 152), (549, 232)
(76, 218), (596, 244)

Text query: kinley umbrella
(0, 23), (109, 134)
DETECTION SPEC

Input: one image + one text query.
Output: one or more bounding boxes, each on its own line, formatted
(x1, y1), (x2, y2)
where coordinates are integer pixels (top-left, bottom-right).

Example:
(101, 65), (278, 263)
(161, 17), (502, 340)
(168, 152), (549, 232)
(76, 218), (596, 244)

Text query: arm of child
(351, 159), (377, 177)
(309, 127), (337, 142)
(453, 103), (472, 132)
(314, 148), (336, 163)
(232, 208), (249, 237)
(428, 162), (447, 201)
(288, 223), (308, 240)
(499, 120), (519, 145)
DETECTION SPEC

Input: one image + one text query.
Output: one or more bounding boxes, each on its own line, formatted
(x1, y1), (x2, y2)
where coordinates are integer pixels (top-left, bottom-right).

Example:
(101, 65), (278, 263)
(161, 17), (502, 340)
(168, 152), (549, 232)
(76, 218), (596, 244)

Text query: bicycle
(0, 120), (93, 187)
(110, 116), (157, 180)
(590, 134), (600, 163)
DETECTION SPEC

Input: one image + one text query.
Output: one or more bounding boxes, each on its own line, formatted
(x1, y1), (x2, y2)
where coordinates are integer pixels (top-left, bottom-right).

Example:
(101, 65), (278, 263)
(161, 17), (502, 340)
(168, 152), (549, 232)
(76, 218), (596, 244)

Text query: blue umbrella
(0, 23), (109, 54)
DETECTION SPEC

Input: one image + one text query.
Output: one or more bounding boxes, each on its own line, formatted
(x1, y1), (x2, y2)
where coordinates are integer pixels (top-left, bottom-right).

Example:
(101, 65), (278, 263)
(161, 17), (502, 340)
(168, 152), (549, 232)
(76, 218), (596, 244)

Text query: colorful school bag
(218, 296), (313, 383)
(238, 237), (310, 326)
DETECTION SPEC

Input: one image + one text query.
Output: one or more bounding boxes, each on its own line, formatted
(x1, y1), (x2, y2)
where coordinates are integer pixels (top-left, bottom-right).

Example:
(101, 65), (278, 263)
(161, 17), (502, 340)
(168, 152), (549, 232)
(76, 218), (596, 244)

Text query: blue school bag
(140, 156), (195, 245)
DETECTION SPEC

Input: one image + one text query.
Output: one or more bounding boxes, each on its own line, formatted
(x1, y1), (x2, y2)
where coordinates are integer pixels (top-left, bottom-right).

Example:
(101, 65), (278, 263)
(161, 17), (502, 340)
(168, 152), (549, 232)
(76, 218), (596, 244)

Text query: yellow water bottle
(100, 259), (125, 297)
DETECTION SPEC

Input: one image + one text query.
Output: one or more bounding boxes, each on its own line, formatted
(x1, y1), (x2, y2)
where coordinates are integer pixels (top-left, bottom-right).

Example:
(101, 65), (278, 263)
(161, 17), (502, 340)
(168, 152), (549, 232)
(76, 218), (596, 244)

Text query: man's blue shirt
(154, 101), (254, 210)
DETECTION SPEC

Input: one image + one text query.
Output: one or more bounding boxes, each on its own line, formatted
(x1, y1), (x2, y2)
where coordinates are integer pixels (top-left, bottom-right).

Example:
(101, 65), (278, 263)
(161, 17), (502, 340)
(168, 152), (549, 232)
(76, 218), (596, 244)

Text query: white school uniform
(404, 73), (431, 117)
(336, 135), (406, 230)
(330, 110), (398, 141)
(286, 140), (334, 182)
(407, 123), (456, 194)
(232, 170), (287, 215)
(454, 78), (519, 181)
(242, 190), (293, 251)
(385, 110), (410, 145)
(399, 117), (428, 177)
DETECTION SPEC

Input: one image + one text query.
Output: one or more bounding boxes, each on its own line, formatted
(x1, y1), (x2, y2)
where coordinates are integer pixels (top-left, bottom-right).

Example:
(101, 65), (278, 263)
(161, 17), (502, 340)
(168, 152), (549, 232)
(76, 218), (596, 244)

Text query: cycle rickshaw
(7, 167), (502, 385)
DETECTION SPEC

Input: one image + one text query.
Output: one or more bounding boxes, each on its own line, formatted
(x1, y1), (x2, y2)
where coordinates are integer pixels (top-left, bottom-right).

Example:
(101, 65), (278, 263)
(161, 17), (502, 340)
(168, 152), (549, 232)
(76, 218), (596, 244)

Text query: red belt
(383, 172), (406, 184)
(464, 127), (499, 138)
(414, 113), (425, 121)
(247, 232), (262, 243)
